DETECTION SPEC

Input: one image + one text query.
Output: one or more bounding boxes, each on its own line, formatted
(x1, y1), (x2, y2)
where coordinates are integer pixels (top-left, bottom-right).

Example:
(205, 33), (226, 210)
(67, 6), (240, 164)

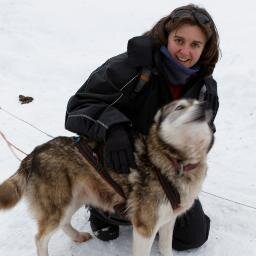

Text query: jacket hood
(127, 36), (155, 68)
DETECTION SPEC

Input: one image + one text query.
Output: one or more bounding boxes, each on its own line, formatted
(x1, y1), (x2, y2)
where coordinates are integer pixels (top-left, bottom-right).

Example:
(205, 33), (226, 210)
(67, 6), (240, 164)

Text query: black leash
(73, 137), (127, 201)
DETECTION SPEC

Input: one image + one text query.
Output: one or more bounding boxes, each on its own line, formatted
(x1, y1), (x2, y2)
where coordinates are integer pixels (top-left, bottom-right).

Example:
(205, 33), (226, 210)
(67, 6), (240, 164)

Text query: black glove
(103, 125), (136, 173)
(204, 78), (219, 114)
(204, 78), (219, 133)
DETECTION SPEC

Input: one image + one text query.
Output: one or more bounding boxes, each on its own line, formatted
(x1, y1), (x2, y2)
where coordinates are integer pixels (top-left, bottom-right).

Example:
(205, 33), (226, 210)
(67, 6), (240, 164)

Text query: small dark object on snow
(19, 95), (34, 104)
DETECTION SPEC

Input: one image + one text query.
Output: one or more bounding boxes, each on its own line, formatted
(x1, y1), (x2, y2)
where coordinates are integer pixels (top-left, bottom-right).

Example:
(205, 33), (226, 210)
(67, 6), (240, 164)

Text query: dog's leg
(132, 227), (157, 256)
(35, 219), (59, 256)
(158, 217), (176, 256)
(61, 201), (92, 243)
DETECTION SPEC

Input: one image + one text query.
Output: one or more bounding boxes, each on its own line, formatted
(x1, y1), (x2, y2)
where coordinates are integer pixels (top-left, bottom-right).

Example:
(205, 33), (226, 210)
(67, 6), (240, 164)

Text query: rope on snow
(1, 106), (256, 211)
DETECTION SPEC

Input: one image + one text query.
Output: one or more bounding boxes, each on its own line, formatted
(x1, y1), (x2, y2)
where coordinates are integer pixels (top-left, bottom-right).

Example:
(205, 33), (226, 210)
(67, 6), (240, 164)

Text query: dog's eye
(175, 105), (185, 111)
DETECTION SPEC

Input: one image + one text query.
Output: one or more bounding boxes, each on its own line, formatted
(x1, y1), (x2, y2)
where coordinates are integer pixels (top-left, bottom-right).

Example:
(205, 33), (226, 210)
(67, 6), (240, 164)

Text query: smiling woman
(65, 3), (220, 252)
(144, 4), (219, 76)
(167, 24), (207, 68)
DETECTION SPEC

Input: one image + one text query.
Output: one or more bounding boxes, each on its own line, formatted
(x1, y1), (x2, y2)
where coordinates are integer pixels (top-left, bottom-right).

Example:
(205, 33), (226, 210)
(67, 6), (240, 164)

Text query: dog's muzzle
(193, 102), (207, 122)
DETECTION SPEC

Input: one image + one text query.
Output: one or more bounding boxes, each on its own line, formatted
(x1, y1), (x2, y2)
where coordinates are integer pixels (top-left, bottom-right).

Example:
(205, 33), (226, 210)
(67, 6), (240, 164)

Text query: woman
(65, 4), (220, 251)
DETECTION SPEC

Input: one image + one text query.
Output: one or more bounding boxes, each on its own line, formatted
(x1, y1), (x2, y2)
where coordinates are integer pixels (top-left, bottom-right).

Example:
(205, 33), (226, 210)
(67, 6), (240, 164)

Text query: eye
(175, 38), (183, 45)
(175, 105), (185, 111)
(191, 42), (201, 49)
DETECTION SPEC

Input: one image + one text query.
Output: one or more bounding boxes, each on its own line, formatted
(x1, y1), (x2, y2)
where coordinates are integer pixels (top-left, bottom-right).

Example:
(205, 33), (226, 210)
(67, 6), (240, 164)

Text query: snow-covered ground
(0, 0), (256, 255)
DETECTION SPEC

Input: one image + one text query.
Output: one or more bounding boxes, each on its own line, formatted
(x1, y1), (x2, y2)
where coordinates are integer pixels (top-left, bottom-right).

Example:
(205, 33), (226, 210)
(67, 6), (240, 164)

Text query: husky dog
(0, 99), (213, 256)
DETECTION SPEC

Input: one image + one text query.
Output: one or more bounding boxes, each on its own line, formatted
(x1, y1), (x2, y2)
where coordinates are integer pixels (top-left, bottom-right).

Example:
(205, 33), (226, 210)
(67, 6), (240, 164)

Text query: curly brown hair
(144, 4), (220, 76)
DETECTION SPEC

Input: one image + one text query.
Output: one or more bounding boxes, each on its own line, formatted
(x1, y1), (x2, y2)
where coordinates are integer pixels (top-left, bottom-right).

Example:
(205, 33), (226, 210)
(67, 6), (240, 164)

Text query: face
(167, 24), (207, 68)
(156, 99), (212, 155)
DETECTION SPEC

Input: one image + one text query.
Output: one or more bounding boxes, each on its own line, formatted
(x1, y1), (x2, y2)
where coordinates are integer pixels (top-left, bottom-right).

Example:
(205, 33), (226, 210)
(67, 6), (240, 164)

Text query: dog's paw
(73, 232), (92, 243)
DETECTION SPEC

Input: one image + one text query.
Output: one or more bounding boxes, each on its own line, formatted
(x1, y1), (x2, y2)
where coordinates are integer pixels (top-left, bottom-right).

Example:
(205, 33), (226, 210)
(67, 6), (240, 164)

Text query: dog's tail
(0, 155), (32, 210)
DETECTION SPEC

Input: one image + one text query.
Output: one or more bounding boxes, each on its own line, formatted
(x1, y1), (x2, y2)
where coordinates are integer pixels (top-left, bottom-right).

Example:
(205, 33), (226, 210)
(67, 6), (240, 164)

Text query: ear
(154, 108), (163, 124)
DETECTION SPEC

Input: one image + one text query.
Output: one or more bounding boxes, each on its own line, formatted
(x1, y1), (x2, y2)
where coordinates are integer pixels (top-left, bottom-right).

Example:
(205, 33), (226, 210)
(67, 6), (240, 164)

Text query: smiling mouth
(176, 56), (191, 63)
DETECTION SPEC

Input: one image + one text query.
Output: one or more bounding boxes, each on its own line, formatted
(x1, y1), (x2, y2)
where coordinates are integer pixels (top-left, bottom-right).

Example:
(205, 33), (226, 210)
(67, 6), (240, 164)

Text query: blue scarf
(160, 46), (199, 85)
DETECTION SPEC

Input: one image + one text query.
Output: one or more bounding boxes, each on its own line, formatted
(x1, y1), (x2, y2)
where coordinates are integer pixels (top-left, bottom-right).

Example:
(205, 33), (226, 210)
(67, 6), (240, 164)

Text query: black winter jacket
(65, 36), (219, 140)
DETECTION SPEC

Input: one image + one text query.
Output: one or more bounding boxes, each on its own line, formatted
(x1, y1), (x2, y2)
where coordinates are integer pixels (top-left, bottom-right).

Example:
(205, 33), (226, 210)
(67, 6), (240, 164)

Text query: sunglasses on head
(171, 8), (212, 37)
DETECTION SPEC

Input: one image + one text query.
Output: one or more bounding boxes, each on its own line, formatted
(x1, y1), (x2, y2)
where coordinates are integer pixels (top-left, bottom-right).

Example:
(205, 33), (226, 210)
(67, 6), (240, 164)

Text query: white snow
(0, 0), (256, 255)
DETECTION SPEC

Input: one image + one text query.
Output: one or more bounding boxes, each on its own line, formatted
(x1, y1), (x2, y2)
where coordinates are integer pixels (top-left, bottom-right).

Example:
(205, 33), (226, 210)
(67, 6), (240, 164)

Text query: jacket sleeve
(202, 76), (219, 133)
(65, 53), (139, 141)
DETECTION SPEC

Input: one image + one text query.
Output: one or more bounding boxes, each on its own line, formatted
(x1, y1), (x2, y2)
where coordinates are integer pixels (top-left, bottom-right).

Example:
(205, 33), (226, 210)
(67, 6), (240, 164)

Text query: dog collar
(157, 136), (199, 175)
(166, 155), (199, 176)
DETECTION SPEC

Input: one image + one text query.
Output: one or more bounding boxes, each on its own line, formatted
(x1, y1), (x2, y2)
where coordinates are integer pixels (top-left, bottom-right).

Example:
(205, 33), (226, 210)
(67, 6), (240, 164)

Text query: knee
(172, 200), (211, 251)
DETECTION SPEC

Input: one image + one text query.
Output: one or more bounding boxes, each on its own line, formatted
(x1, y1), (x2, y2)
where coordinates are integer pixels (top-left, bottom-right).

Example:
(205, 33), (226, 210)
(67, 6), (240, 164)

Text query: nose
(179, 46), (190, 56)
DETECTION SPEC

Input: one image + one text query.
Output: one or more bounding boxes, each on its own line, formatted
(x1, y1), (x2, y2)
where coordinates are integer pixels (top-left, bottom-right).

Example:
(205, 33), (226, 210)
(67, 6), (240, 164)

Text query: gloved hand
(204, 78), (219, 133)
(205, 89), (218, 113)
(204, 78), (219, 113)
(103, 125), (136, 173)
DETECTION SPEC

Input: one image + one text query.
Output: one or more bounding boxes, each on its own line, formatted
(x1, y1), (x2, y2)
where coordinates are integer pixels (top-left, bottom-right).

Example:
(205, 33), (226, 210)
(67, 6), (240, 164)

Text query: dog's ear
(154, 108), (164, 125)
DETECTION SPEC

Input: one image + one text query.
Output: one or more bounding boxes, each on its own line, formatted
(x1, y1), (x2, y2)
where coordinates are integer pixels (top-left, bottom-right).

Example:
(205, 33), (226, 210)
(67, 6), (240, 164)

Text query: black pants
(90, 199), (210, 251)
(172, 199), (210, 250)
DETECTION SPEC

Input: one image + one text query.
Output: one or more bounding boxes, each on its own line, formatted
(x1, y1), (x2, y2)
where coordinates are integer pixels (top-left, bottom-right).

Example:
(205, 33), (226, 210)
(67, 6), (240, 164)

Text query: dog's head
(154, 99), (213, 158)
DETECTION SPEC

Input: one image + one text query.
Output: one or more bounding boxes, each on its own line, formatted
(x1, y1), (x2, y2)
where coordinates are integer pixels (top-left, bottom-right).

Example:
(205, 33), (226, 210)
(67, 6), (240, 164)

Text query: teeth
(177, 57), (189, 62)
(177, 56), (190, 62)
